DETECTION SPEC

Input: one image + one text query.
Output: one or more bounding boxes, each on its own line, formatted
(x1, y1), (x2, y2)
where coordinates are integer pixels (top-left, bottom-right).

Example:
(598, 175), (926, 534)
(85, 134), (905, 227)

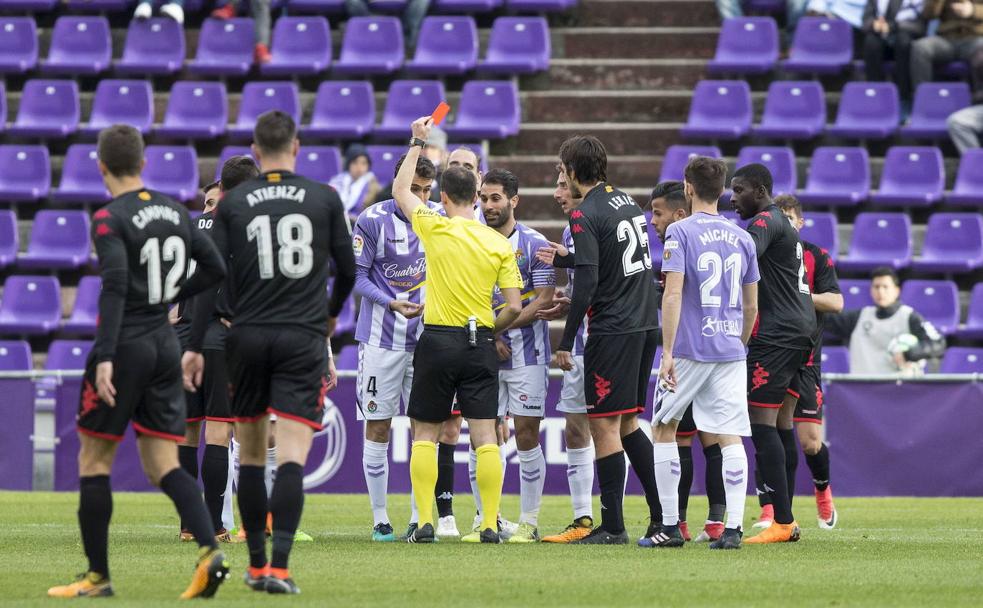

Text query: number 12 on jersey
(246, 214), (314, 280)
(140, 236), (186, 304)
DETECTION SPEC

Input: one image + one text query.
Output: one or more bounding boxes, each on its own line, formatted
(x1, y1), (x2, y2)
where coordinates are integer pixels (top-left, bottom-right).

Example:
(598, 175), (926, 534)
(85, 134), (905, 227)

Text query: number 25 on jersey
(617, 216), (652, 276)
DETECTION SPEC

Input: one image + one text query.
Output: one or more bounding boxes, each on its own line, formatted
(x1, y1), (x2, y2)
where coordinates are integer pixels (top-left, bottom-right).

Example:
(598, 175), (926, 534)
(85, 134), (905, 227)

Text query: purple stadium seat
(435, 0), (502, 9)
(335, 345), (358, 370)
(0, 0), (57, 9)
(303, 81), (375, 140)
(901, 280), (959, 335)
(506, 0), (571, 11)
(478, 17), (549, 74)
(782, 17), (852, 74)
(658, 145), (722, 182)
(334, 17), (404, 75)
(288, 0), (346, 12)
(230, 82), (301, 141)
(796, 147), (870, 207)
(827, 82), (899, 139)
(65, 0), (131, 10)
(62, 278), (101, 335)
(0, 81), (5, 133)
(445, 81), (520, 139)
(707, 17), (779, 75)
(0, 276), (61, 335)
(53, 145), (110, 204)
(367, 146), (405, 187)
(0, 146), (51, 202)
(40, 17), (111, 75)
(82, 80), (154, 137)
(735, 147), (796, 195)
(189, 18), (255, 77)
(0, 341), (31, 371)
(46, 340), (92, 371)
(214, 146), (254, 180)
(753, 81), (826, 139)
(954, 284), (983, 340)
(800, 212), (838, 259)
(870, 146), (944, 207)
(839, 278), (873, 310)
(143, 146), (199, 202)
(939, 348), (983, 374)
(406, 17), (478, 75)
(901, 82), (971, 139)
(296, 147), (342, 185)
(0, 211), (17, 268)
(115, 18), (185, 76)
(8, 80), (80, 138)
(334, 296), (356, 335)
(837, 213), (912, 272)
(261, 16), (332, 76)
(156, 81), (228, 140)
(18, 211), (91, 270)
(0, 17), (38, 74)
(912, 213), (983, 273)
(820, 346), (849, 374)
(681, 80), (752, 140)
(376, 81), (447, 139)
(944, 149), (983, 207)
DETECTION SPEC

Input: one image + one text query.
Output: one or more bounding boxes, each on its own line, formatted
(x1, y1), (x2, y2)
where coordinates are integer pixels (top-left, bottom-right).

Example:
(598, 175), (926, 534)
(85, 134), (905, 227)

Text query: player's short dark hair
(732, 162), (774, 196)
(97, 124), (144, 177)
(203, 179), (221, 194)
(253, 110), (297, 155)
(684, 156), (728, 203)
(775, 194), (802, 218)
(393, 154), (437, 181)
(650, 180), (688, 212)
(871, 266), (900, 287)
(481, 169), (519, 199)
(558, 135), (607, 185)
(441, 165), (478, 205)
(220, 155), (259, 191)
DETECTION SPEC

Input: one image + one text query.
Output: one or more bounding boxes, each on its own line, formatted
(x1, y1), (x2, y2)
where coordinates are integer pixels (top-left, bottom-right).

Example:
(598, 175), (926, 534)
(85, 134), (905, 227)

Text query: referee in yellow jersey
(394, 116), (523, 544)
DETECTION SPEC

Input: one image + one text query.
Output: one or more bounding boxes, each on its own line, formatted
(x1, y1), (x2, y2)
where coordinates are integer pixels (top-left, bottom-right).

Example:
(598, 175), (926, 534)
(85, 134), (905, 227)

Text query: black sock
(751, 424), (793, 524)
(754, 462), (773, 507)
(201, 444), (229, 533)
(702, 444), (726, 522)
(270, 462), (304, 570)
(805, 444), (831, 492)
(160, 468), (217, 550)
(677, 445), (693, 522)
(177, 445), (198, 530)
(621, 428), (661, 523)
(779, 429), (799, 508)
(435, 442), (455, 518)
(596, 451), (626, 535)
(238, 465), (268, 569)
(78, 475), (112, 579)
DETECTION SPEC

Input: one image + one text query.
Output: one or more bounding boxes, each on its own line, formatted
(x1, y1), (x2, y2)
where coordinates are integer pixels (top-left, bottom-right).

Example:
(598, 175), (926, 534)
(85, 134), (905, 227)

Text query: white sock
(653, 442), (681, 526)
(409, 488), (419, 525)
(499, 443), (509, 495)
(265, 446), (277, 499)
(517, 445), (546, 526)
(721, 444), (749, 530)
(362, 439), (390, 526)
(469, 446), (482, 517)
(566, 446), (594, 520)
(221, 443), (236, 531)
(231, 438), (240, 487)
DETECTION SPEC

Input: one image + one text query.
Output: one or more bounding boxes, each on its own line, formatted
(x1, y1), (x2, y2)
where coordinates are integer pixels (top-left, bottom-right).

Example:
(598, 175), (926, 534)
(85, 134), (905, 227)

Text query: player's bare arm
(659, 271), (683, 389)
(494, 287), (523, 335)
(393, 116), (434, 219)
(536, 288), (571, 320)
(812, 291), (844, 314)
(535, 241), (570, 267)
(741, 282), (759, 345)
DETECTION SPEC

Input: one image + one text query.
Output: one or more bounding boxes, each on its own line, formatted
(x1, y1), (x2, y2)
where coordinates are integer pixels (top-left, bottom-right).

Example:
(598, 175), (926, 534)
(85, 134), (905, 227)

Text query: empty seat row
(0, 0), (574, 13)
(819, 345), (983, 374)
(0, 339), (93, 371)
(0, 78), (520, 141)
(659, 145), (983, 209)
(0, 15), (549, 78)
(0, 209), (93, 270)
(0, 275), (98, 335)
(683, 80), (971, 142)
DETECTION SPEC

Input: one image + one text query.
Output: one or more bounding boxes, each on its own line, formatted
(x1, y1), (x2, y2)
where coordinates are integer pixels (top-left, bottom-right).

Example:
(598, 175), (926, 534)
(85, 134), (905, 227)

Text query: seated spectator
(807, 0), (870, 29)
(212, 0), (273, 64)
(331, 145), (381, 219)
(947, 103), (983, 151)
(862, 0), (927, 101)
(134, 0), (184, 23)
(911, 0), (983, 92)
(345, 0), (431, 49)
(826, 267), (946, 376)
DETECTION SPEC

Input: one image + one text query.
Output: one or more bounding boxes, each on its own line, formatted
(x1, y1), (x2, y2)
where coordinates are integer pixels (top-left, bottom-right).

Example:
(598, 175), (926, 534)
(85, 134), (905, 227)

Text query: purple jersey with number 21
(661, 212), (760, 362)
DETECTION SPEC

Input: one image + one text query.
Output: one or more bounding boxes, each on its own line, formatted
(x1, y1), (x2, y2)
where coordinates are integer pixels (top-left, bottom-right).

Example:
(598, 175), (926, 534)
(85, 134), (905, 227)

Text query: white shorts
(652, 358), (751, 436)
(498, 365), (548, 418)
(556, 355), (586, 414)
(356, 342), (413, 421)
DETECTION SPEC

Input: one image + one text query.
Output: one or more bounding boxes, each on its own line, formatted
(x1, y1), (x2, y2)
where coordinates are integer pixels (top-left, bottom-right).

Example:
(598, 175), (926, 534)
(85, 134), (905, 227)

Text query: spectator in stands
(211, 0), (273, 64)
(947, 103), (983, 151)
(807, 0), (869, 29)
(345, 0), (431, 49)
(911, 0), (983, 93)
(331, 145), (381, 218)
(134, 0), (184, 24)
(826, 267), (946, 376)
(862, 0), (927, 101)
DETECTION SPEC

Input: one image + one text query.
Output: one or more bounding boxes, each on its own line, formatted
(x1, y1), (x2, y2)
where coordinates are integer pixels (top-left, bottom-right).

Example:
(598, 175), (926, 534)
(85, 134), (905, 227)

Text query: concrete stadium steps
(534, 58), (708, 91)
(568, 0), (721, 27)
(555, 26), (719, 60)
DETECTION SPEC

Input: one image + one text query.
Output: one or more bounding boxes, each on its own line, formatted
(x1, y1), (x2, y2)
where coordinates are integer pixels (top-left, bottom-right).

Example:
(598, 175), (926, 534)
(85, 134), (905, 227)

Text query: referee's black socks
(596, 451), (626, 535)
(160, 468), (217, 550)
(78, 475), (112, 579)
(238, 465), (269, 569)
(435, 442), (456, 518)
(270, 462), (305, 570)
(621, 428), (662, 524)
(750, 424), (794, 524)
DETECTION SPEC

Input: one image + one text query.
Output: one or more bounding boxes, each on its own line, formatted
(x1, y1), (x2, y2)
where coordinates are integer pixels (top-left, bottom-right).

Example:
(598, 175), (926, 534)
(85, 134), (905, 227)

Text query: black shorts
(676, 404), (697, 437)
(788, 363), (824, 424)
(185, 348), (233, 423)
(747, 343), (811, 409)
(77, 325), (186, 442)
(226, 325), (329, 430)
(408, 325), (498, 423)
(583, 329), (659, 419)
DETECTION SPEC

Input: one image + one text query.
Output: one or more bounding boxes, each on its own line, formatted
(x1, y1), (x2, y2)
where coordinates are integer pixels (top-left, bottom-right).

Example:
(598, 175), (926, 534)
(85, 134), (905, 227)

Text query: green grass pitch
(4, 492), (982, 606)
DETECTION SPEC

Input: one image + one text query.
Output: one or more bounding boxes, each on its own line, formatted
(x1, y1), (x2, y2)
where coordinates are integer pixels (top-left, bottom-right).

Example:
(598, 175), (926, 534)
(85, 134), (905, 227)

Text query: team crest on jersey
(515, 250), (526, 267)
(352, 234), (364, 257)
(663, 249), (671, 261)
(367, 401), (377, 413)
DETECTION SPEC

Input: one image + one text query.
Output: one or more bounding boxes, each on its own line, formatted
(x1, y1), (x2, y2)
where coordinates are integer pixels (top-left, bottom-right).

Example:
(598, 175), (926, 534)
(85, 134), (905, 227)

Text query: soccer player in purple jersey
(644, 157), (759, 550)
(479, 169), (556, 543)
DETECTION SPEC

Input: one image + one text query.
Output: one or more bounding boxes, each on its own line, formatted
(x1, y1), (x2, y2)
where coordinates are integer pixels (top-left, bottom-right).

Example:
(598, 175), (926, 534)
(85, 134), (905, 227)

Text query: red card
(431, 102), (450, 126)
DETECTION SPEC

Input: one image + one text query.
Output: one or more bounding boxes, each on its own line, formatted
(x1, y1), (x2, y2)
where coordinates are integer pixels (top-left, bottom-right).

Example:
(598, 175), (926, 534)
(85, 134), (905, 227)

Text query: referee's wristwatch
(409, 137), (426, 148)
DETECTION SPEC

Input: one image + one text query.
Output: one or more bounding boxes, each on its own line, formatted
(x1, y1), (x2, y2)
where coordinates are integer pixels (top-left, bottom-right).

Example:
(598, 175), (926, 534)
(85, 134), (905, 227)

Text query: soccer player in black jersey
(49, 125), (229, 599)
(730, 164), (817, 544)
(549, 136), (662, 544)
(184, 111), (356, 594)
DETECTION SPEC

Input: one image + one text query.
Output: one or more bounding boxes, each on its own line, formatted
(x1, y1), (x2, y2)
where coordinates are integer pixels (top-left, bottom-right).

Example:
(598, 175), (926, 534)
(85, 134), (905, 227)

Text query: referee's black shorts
(408, 324), (498, 423)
